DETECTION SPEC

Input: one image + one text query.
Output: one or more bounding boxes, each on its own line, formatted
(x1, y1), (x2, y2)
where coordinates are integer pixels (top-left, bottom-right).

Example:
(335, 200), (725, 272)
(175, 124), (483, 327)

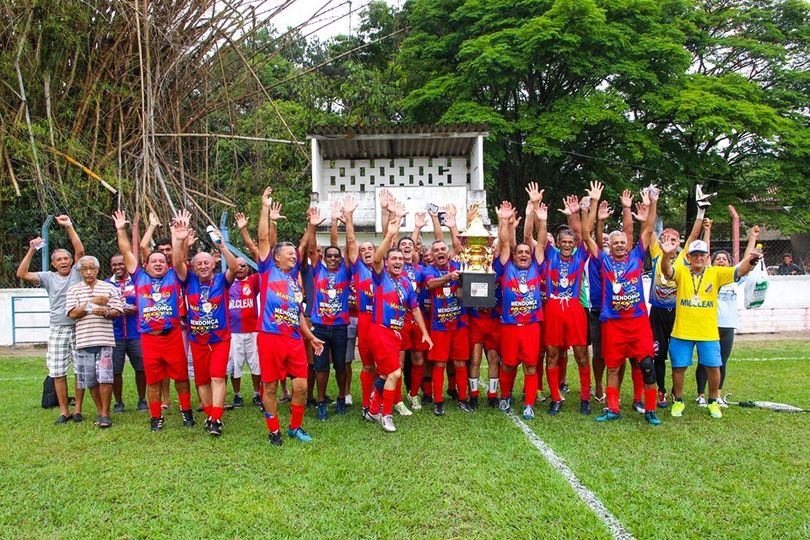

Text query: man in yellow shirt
(660, 239), (761, 418)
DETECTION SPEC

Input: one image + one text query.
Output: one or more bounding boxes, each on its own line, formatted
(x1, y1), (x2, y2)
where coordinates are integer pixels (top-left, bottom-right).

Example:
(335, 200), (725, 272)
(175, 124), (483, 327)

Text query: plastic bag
(744, 259), (768, 309)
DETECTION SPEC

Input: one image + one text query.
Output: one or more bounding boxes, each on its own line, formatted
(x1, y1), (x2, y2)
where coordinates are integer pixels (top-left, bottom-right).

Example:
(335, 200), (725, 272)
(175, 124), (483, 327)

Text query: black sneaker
(560, 383), (570, 395)
(137, 399), (148, 412)
(113, 402), (125, 414)
(447, 388), (459, 401)
(55, 414), (72, 425)
(208, 419), (223, 436)
(362, 407), (374, 422)
(579, 400), (592, 415)
(252, 394), (263, 408)
(233, 395), (244, 408)
(434, 402), (445, 416)
(181, 409), (195, 427)
(268, 431), (283, 446)
(150, 416), (165, 432)
(72, 413), (84, 423)
(335, 398), (347, 415)
(306, 398), (317, 409)
(316, 401), (328, 421)
(204, 417), (212, 432)
(422, 394), (433, 404)
(548, 400), (563, 416)
(470, 396), (479, 409)
(487, 397), (499, 408)
(458, 400), (473, 413)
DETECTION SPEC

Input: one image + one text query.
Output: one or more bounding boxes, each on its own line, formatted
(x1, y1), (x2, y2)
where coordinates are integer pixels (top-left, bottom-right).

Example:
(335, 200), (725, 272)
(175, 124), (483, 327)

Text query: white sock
(488, 378), (498, 393)
(468, 378), (479, 392)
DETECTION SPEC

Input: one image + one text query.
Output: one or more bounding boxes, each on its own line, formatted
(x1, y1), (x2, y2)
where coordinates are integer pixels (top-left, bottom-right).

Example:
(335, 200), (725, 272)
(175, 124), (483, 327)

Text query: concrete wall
(2, 276), (808, 346)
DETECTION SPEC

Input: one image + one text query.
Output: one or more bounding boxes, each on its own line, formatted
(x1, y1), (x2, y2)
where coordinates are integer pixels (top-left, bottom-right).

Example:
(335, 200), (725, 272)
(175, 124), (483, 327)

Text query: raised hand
(446, 203), (457, 218)
(149, 211), (162, 227)
(620, 189), (633, 209)
(558, 198), (572, 216)
(235, 212), (249, 229)
(393, 201), (407, 219)
(55, 215), (73, 228)
(269, 201), (285, 221)
(28, 237), (44, 250)
(660, 235), (679, 257)
(308, 206), (325, 226)
(597, 200), (612, 221)
(525, 182), (544, 204)
(379, 188), (391, 210)
(647, 184), (660, 203)
(587, 181), (604, 201)
(414, 211), (428, 229)
(580, 195), (592, 210)
(112, 210), (128, 230)
(175, 208), (191, 227)
(535, 202), (548, 222)
(331, 199), (344, 223)
(496, 201), (514, 220)
(467, 202), (480, 225)
(702, 218), (713, 232)
(342, 195), (359, 215)
(631, 202), (649, 222)
(171, 215), (190, 241)
(568, 195), (581, 215)
(261, 187), (273, 208)
(748, 225), (761, 240)
(187, 229), (198, 246)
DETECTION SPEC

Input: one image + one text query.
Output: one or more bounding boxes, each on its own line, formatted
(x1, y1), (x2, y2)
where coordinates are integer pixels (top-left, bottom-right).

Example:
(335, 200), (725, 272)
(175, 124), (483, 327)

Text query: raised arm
(257, 187), (280, 262)
(16, 238), (42, 284)
(702, 218), (712, 253)
(412, 211), (427, 246)
(139, 212), (160, 264)
(444, 204), (464, 257)
(595, 200), (611, 252)
(343, 195), (359, 264)
(497, 201), (514, 265)
(743, 225), (760, 260)
(640, 186), (659, 250)
(55, 215), (84, 260)
(300, 207), (324, 270)
(534, 203), (549, 264)
(330, 199), (342, 248)
(213, 229), (239, 283)
(374, 203), (405, 274)
(112, 211), (138, 274)
(379, 188), (392, 238)
(170, 209), (191, 282)
(620, 189), (635, 251)
(582, 182), (604, 258)
(659, 235), (680, 280)
(235, 212), (259, 261)
(428, 207), (445, 243)
(566, 196), (583, 243)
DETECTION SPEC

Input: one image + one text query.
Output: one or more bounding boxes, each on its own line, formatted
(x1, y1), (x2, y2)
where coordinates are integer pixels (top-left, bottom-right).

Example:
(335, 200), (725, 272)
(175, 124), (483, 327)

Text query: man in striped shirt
(66, 256), (124, 428)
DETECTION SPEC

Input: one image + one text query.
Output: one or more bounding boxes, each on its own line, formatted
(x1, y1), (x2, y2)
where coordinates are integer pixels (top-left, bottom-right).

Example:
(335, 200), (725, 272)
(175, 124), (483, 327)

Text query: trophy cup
(458, 204), (497, 309)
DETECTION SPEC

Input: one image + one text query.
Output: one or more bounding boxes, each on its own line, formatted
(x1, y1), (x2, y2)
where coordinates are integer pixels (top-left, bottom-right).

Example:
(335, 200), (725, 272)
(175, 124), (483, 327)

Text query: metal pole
(40, 215), (53, 271)
(729, 205), (740, 264)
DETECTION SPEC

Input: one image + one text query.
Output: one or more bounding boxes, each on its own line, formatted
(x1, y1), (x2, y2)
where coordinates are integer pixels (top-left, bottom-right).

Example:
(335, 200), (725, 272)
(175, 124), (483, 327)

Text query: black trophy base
(460, 272), (497, 309)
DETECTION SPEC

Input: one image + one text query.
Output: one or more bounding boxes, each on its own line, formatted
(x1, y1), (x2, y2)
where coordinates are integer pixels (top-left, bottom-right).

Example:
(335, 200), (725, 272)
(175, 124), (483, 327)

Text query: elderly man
(16, 215), (85, 424)
(777, 253), (804, 275)
(66, 256), (124, 428)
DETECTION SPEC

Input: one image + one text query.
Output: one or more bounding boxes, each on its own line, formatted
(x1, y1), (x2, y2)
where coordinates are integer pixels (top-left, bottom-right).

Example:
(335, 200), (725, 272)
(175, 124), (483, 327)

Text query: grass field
(1, 338), (808, 539)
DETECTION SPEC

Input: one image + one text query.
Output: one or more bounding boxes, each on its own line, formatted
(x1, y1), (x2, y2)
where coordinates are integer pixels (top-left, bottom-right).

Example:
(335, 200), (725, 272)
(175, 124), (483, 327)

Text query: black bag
(42, 376), (58, 409)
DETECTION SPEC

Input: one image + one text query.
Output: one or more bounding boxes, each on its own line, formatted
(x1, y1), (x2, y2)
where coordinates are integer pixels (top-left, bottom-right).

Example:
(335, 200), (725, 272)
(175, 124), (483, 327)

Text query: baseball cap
(687, 240), (709, 254)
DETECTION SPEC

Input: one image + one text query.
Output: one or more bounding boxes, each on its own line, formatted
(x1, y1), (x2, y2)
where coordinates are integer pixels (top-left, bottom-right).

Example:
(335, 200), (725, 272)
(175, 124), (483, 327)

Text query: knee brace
(640, 356), (655, 385)
(374, 377), (385, 393)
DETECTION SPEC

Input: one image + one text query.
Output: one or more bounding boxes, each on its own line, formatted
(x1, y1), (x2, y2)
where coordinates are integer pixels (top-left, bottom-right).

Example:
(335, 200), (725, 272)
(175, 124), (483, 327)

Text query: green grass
(0, 339), (808, 539)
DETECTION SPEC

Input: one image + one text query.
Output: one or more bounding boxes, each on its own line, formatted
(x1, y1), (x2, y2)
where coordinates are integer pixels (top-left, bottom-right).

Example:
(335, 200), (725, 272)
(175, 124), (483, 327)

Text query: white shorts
(227, 332), (260, 378)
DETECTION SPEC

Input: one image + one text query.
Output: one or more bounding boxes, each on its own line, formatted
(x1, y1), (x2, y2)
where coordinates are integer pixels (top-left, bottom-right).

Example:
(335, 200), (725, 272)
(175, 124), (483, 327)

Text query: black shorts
(312, 324), (349, 373)
(649, 306), (676, 360)
(112, 338), (144, 374)
(588, 309), (602, 360)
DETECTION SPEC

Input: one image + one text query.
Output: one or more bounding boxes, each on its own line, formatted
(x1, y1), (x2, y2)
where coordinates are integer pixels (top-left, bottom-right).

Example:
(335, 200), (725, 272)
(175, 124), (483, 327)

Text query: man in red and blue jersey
(256, 189), (325, 446)
(582, 182), (662, 426)
(494, 200), (547, 420)
(227, 257), (262, 408)
(398, 234), (431, 411)
(113, 210), (195, 432)
(108, 254), (146, 413)
(171, 212), (239, 436)
(365, 204), (432, 432)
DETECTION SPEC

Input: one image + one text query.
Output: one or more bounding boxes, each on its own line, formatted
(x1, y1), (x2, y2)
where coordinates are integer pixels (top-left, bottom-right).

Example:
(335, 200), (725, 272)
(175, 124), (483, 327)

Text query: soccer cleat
(72, 413), (84, 423)
(344, 394), (353, 406)
(113, 402), (125, 414)
(522, 405), (535, 420)
(268, 431), (283, 446)
(580, 400), (592, 415)
(181, 409), (195, 427)
(316, 401), (328, 421)
(547, 400), (563, 416)
(707, 402), (723, 418)
(204, 417), (212, 432)
(380, 415), (396, 433)
(361, 407), (374, 422)
(657, 391), (669, 409)
(671, 400), (685, 417)
(150, 416), (165, 432)
(306, 398), (317, 409)
(488, 397), (499, 408)
(335, 398), (347, 415)
(595, 410), (621, 422)
(696, 395), (707, 407)
(717, 396), (729, 408)
(288, 427), (313, 442)
(469, 396), (479, 410)
(252, 394), (263, 408)
(407, 393), (422, 411)
(560, 383), (570, 395)
(368, 410), (382, 423)
(208, 419), (223, 436)
(458, 400), (473, 413)
(137, 399), (148, 412)
(55, 414), (71, 425)
(498, 399), (511, 412)
(232, 395), (244, 408)
(447, 388), (459, 401)
(394, 402), (413, 416)
(633, 401), (645, 414)
(279, 394), (291, 404)
(644, 411), (662, 426)
(537, 391), (547, 403)
(433, 402), (445, 416)
(421, 394), (433, 404)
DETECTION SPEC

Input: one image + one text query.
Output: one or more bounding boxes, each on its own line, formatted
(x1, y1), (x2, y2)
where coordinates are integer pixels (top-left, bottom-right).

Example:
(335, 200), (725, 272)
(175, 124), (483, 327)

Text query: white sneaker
(717, 396), (729, 408)
(394, 401), (413, 416)
(407, 393), (422, 411)
(537, 391), (547, 403)
(380, 414), (396, 432)
(344, 394), (353, 406)
(696, 395), (707, 407)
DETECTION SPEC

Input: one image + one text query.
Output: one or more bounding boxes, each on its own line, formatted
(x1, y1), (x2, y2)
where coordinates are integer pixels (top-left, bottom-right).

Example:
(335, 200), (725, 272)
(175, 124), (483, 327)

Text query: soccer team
(17, 181), (764, 445)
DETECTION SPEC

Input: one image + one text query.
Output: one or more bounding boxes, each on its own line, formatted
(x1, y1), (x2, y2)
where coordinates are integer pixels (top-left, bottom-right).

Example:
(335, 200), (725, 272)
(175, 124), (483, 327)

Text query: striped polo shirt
(65, 280), (124, 349)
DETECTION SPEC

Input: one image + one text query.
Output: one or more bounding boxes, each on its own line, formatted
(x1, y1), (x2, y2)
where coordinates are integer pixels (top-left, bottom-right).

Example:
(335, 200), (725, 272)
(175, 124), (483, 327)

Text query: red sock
(471, 388), (480, 398)
(421, 378), (432, 397)
(264, 411), (280, 433)
(148, 401), (162, 419)
(360, 370), (374, 408)
(394, 377), (403, 404)
(607, 387), (620, 413)
(524, 372), (538, 406)
(644, 387), (657, 413)
(370, 388), (382, 415)
(382, 388), (395, 416)
(432, 364), (445, 404)
(455, 364), (468, 401)
(289, 403), (305, 430)
(410, 364), (424, 397)
(448, 372), (456, 394)
(210, 406), (224, 421)
(178, 392), (191, 411)
(578, 366), (591, 401)
(632, 367), (643, 401)
(499, 370), (515, 399)
(203, 406), (212, 418)
(547, 366), (561, 401)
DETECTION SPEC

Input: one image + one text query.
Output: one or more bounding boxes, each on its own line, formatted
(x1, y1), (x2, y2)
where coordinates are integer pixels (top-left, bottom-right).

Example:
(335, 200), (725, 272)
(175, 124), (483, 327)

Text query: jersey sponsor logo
(680, 298), (715, 308)
(229, 298), (255, 310)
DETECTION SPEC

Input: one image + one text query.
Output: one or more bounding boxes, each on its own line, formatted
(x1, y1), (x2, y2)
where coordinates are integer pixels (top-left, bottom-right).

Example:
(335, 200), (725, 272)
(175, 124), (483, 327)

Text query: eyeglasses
(325, 253), (341, 259)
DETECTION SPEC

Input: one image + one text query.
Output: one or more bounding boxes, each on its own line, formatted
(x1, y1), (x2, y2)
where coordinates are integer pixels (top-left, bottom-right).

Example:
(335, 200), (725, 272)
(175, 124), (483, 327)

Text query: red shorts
(544, 298), (588, 347)
(400, 318), (429, 352)
(189, 340), (230, 385)
(368, 324), (402, 376)
(257, 332), (307, 382)
(469, 316), (500, 352)
(601, 317), (654, 369)
(356, 311), (375, 367)
(500, 323), (541, 367)
(428, 326), (470, 362)
(141, 328), (189, 384)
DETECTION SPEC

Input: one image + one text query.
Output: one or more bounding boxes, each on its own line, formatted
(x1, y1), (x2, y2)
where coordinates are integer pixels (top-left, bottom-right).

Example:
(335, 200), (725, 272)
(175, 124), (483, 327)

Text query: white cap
(687, 239), (708, 254)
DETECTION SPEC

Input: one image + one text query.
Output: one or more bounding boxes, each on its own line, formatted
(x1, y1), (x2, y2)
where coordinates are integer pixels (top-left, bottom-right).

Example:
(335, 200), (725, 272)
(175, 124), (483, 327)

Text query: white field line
(734, 356), (806, 362)
(505, 410), (636, 540)
(0, 376), (41, 381)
